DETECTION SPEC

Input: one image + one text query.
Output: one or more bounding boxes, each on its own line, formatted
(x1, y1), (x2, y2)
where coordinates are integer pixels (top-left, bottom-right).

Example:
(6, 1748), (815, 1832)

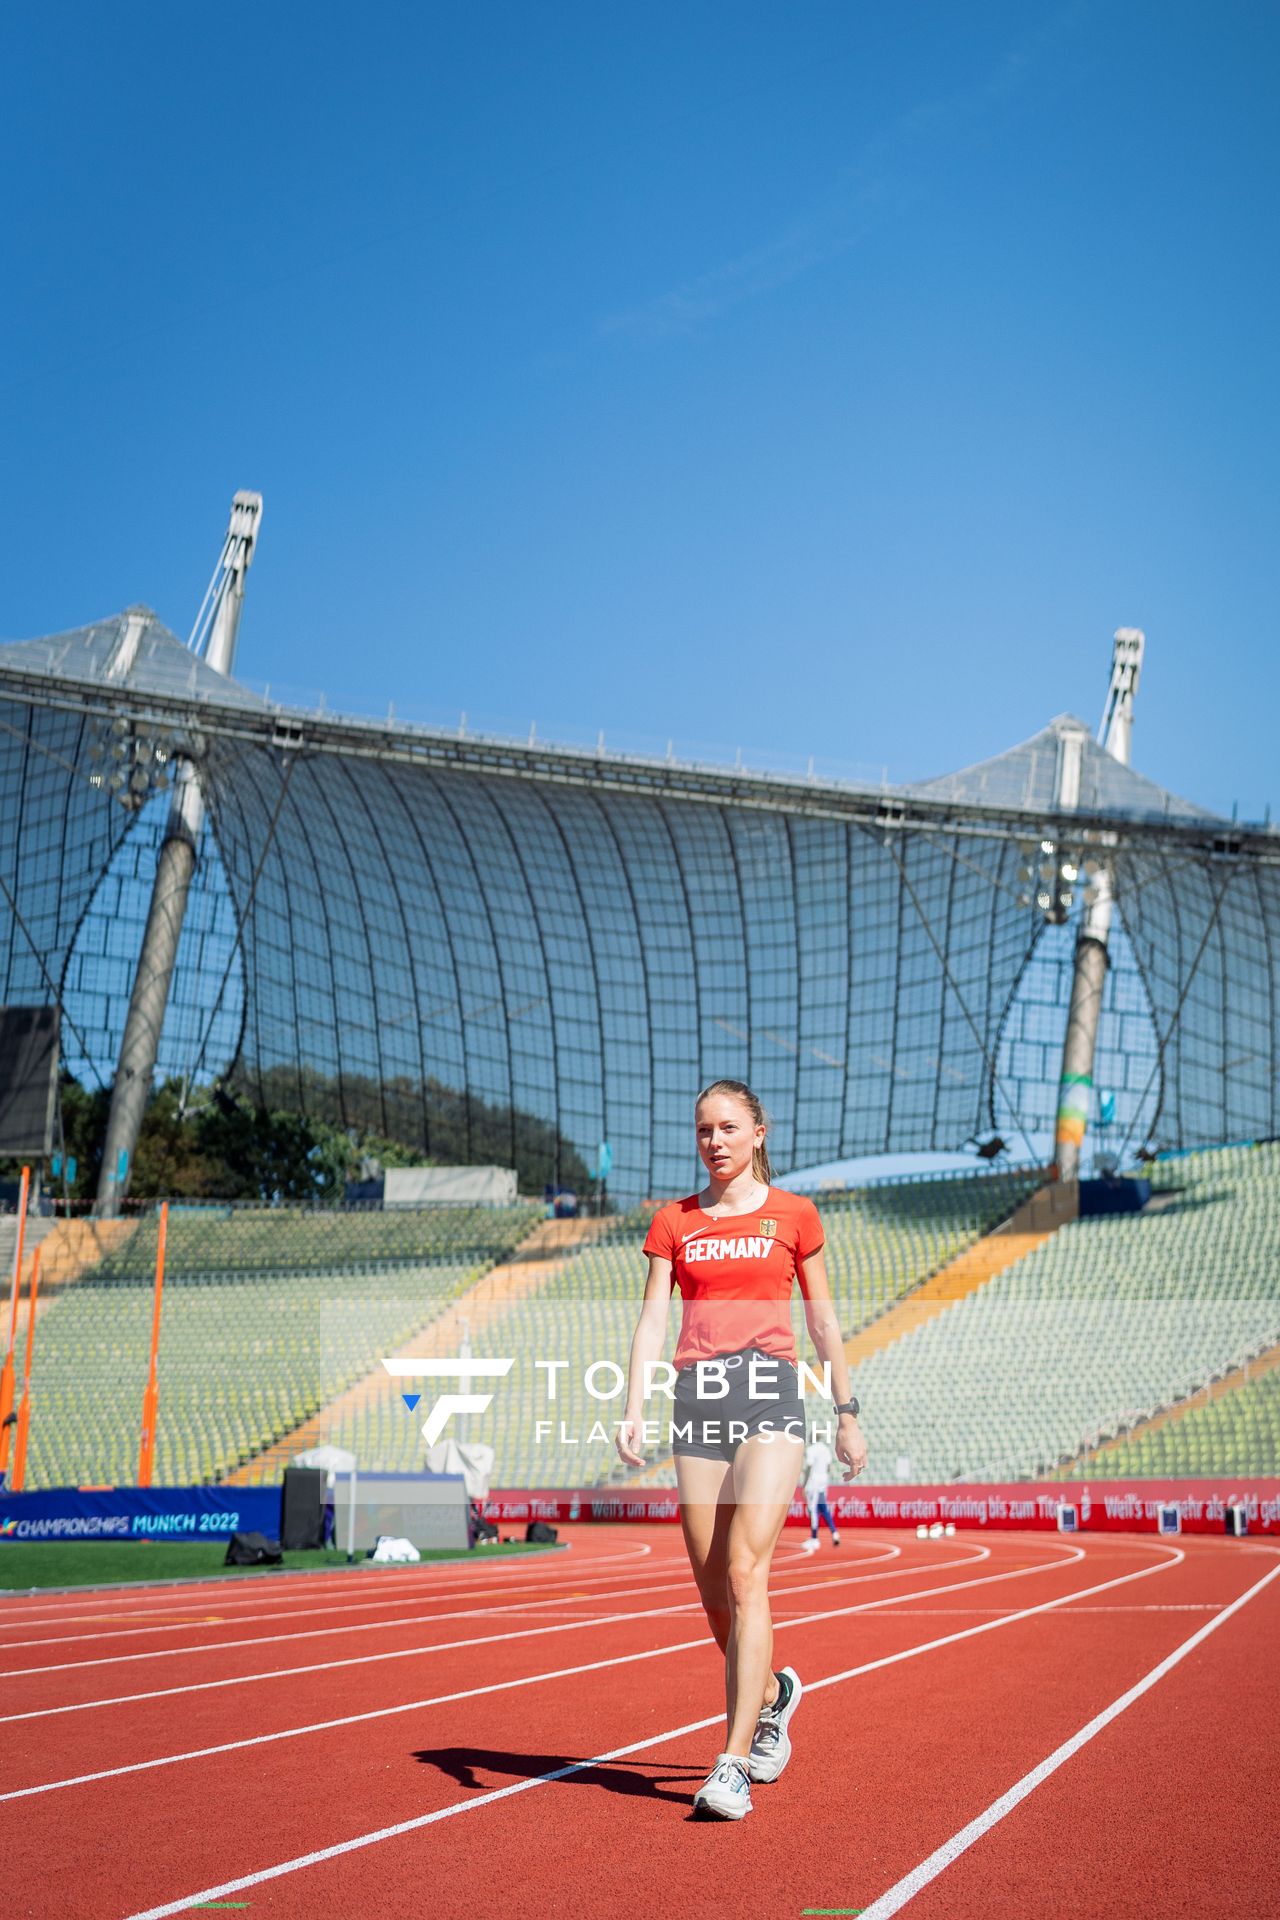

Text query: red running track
(2, 1526), (1276, 1920)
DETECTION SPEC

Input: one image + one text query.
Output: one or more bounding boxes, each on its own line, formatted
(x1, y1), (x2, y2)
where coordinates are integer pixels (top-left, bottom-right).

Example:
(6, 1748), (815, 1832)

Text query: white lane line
(805, 1602), (1223, 1616)
(0, 1537), (853, 1645)
(0, 1546), (695, 1648)
(0, 1543), (907, 1674)
(111, 1542), (1188, 1920)
(5, 1541), (1147, 1801)
(854, 1552), (1280, 1920)
(0, 1547), (993, 1718)
(0, 1540), (672, 1638)
(0, 1535), (667, 1623)
(0, 1559), (545, 1620)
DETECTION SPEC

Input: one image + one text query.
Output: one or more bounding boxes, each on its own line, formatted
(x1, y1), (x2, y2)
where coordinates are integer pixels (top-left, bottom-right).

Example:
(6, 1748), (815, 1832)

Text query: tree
(29, 1068), (591, 1207)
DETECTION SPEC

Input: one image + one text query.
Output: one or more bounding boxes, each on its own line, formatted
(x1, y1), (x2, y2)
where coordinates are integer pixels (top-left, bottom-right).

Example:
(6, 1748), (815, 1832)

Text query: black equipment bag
(470, 1501), (499, 1543)
(224, 1529), (284, 1567)
(525, 1520), (558, 1544)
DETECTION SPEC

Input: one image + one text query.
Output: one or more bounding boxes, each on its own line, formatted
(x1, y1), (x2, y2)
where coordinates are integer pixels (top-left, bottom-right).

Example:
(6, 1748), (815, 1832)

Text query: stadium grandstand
(1, 494), (1278, 1510)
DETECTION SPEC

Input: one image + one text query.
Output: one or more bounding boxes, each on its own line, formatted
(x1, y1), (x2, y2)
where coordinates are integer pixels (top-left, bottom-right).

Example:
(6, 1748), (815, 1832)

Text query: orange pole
(137, 1202), (168, 1488)
(11, 1246), (41, 1493)
(0, 1165), (31, 1481)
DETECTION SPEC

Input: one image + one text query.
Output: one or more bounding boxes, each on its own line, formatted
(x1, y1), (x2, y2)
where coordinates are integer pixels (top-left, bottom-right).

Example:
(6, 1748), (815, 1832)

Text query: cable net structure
(1, 609), (1277, 1201)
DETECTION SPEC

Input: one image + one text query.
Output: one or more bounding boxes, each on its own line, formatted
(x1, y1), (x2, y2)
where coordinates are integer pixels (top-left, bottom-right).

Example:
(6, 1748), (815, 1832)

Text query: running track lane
(855, 1541), (1280, 1920)
(8, 1532), (1269, 1918)
(0, 1537), (986, 1737)
(183, 1536), (1275, 1920)
(0, 1535), (1071, 1903)
(0, 1541), (912, 1696)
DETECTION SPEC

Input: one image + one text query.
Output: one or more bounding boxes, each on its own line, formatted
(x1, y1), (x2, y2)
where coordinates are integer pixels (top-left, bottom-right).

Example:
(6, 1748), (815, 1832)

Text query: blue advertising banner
(0, 1484), (279, 1542)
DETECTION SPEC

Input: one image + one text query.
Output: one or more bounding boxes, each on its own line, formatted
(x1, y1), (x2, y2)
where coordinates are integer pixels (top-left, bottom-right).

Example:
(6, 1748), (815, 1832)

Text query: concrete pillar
(94, 827), (197, 1215)
(1055, 932), (1108, 1183)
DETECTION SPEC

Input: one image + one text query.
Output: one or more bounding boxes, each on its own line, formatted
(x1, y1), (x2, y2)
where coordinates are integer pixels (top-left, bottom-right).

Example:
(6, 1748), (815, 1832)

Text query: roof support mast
(1053, 627), (1144, 1182)
(95, 492), (262, 1217)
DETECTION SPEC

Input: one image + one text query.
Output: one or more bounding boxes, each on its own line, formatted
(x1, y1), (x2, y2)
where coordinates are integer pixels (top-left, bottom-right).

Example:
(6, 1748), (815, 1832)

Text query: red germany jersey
(642, 1186), (825, 1369)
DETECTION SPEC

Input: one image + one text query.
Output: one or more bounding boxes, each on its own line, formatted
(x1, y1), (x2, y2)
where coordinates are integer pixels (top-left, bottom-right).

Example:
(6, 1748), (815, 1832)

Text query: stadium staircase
(1062, 1337), (1280, 1480)
(606, 1159), (1059, 1489)
(1, 1215), (57, 1290)
(1, 1217), (135, 1297)
(6, 1202), (540, 1489)
(225, 1215), (616, 1484)
(851, 1142), (1280, 1483)
(839, 1213), (1059, 1369)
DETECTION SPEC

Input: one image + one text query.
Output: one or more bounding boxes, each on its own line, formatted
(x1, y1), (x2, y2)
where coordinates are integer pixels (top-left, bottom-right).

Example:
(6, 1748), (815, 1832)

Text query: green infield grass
(0, 1537), (561, 1590)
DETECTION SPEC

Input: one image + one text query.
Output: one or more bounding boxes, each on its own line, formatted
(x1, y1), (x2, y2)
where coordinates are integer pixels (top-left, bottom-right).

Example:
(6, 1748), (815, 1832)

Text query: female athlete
(615, 1078), (868, 1820)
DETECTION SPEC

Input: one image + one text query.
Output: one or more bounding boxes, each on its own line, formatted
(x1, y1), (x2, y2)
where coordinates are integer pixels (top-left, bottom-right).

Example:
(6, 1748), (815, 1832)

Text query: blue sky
(3, 2), (1276, 819)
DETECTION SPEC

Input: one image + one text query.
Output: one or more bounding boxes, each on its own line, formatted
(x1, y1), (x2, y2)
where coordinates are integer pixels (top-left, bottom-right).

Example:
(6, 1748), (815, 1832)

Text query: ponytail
(697, 1078), (771, 1183)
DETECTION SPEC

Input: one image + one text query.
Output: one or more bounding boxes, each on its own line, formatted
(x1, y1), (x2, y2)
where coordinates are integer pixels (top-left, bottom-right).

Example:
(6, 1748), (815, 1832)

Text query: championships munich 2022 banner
(0, 1485), (280, 1542)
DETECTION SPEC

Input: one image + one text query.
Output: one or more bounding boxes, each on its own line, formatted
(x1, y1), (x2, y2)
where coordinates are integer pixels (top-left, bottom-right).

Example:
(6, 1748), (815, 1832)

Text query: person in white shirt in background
(800, 1428), (839, 1550)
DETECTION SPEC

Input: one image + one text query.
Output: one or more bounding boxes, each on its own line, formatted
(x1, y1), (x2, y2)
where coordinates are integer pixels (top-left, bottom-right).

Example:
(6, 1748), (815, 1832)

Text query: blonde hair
(696, 1078), (771, 1184)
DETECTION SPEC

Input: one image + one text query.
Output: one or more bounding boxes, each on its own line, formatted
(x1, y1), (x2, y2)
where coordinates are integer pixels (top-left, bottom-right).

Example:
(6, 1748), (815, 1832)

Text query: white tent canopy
(293, 1444), (356, 1488)
(424, 1437), (494, 1501)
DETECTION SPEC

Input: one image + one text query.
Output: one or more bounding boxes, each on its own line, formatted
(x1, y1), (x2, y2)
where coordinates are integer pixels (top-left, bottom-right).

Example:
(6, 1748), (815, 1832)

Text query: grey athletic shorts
(671, 1347), (805, 1462)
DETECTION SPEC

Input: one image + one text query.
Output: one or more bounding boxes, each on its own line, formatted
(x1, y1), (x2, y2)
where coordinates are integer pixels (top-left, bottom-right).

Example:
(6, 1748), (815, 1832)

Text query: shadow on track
(414, 1745), (701, 1803)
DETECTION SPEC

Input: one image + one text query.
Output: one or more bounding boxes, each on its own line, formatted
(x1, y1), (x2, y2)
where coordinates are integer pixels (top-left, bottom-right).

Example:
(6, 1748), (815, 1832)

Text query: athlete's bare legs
(676, 1437), (801, 1756)
(721, 1433), (802, 1754)
(675, 1452), (734, 1662)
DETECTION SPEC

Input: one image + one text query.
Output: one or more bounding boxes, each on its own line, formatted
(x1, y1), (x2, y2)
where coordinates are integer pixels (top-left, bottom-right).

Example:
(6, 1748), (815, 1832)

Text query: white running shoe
(745, 1665), (803, 1783)
(692, 1753), (753, 1819)
(800, 1537), (820, 1553)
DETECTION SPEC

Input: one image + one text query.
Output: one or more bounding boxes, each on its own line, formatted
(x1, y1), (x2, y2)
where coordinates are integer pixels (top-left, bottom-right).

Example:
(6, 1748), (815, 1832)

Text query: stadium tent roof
(0, 610), (268, 710)
(904, 715), (1215, 824)
(2, 611), (1277, 1197)
(0, 613), (1226, 830)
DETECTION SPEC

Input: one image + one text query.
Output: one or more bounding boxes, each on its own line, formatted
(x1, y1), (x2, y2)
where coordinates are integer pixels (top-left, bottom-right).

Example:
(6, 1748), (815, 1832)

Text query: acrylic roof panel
(904, 716), (1218, 823)
(0, 616), (1224, 824)
(0, 611), (1276, 1190)
(0, 609), (268, 711)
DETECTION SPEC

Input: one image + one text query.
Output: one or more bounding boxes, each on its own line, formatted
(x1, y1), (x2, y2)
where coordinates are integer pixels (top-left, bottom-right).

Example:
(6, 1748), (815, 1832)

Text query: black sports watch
(834, 1397), (860, 1419)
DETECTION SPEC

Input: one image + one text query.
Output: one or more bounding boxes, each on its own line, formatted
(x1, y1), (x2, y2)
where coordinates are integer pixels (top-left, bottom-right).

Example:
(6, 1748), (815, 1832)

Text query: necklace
(703, 1178), (767, 1221)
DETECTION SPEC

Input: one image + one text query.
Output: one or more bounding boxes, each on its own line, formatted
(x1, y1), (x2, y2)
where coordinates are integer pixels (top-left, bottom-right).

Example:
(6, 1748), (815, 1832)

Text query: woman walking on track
(615, 1079), (868, 1820)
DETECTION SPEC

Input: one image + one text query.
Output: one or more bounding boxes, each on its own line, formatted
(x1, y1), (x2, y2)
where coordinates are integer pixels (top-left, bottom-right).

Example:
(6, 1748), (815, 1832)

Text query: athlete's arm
(798, 1246), (869, 1481)
(616, 1254), (673, 1466)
